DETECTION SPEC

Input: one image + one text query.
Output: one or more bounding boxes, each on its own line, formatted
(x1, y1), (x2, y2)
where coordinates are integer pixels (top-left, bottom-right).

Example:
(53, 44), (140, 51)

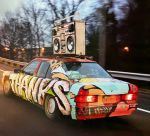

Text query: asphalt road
(0, 64), (150, 136)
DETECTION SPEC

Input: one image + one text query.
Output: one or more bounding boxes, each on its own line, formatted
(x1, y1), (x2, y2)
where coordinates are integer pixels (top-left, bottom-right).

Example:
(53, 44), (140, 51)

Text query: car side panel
(9, 59), (72, 116)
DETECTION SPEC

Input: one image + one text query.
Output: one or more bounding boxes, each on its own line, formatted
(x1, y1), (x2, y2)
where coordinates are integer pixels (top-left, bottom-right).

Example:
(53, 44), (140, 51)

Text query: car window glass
(37, 61), (50, 78)
(46, 68), (52, 78)
(64, 62), (111, 78)
(23, 61), (39, 75)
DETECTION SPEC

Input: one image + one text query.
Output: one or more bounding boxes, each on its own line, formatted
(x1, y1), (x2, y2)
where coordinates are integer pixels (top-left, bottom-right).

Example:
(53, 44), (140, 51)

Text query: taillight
(78, 89), (89, 95)
(121, 84), (138, 101)
(75, 88), (98, 103)
(75, 95), (98, 103)
(121, 94), (137, 101)
(129, 84), (138, 94)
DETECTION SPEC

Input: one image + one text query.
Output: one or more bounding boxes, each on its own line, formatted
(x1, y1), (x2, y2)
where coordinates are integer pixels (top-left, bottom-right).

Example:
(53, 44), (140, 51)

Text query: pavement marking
(137, 108), (150, 114)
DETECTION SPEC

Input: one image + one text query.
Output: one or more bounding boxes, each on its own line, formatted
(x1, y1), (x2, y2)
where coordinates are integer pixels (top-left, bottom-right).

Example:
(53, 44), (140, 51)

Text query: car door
(36, 61), (51, 78)
(14, 60), (41, 98)
(34, 61), (52, 104)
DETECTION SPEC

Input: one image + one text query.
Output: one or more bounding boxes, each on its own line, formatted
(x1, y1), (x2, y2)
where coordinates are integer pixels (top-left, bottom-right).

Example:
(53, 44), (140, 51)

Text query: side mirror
(14, 68), (22, 73)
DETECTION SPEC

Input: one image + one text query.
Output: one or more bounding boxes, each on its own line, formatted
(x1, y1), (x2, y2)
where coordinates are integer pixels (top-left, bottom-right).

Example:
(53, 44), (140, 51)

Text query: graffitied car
(3, 57), (138, 120)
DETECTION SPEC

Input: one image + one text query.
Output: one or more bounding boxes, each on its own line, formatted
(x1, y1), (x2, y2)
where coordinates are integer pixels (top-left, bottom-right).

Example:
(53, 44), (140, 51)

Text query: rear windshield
(63, 62), (111, 78)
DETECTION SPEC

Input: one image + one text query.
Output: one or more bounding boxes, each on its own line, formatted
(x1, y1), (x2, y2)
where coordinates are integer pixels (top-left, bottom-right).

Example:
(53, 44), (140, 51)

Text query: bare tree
(0, 13), (22, 59)
(0, 11), (34, 60)
(21, 1), (47, 57)
(85, 0), (137, 67)
(0, 0), (85, 60)
(43, 0), (85, 24)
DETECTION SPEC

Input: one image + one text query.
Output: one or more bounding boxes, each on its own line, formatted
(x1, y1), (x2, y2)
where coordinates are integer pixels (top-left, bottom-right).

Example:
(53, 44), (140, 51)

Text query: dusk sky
(0, 0), (131, 21)
(0, 0), (23, 15)
(0, 0), (93, 17)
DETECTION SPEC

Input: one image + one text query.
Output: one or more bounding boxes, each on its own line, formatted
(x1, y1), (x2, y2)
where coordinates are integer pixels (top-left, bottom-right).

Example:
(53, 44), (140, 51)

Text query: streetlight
(3, 47), (10, 58)
(4, 47), (10, 51)
(13, 49), (16, 52)
(40, 47), (45, 56)
(41, 47), (45, 52)
(21, 48), (25, 52)
(122, 46), (129, 53)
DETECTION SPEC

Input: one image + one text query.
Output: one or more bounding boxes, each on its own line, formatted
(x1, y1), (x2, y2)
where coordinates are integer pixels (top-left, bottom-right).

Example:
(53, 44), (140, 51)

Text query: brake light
(75, 96), (98, 103)
(129, 84), (138, 94)
(121, 84), (138, 101)
(78, 89), (89, 95)
(121, 94), (137, 101)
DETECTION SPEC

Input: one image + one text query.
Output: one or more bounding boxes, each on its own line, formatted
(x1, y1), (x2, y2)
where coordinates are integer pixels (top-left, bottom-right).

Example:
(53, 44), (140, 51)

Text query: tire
(44, 95), (62, 120)
(3, 79), (12, 96)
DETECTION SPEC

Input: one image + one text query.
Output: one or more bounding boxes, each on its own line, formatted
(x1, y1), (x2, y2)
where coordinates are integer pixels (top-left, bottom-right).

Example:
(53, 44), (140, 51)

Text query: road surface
(0, 64), (150, 136)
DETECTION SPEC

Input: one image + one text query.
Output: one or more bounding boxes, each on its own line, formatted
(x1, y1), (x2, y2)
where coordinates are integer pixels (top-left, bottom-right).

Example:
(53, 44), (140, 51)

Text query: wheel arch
(43, 89), (55, 106)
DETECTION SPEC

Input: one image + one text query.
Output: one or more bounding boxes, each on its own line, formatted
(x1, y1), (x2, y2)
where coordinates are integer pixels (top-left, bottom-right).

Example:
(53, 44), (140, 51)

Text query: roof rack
(70, 55), (93, 60)
(33, 55), (93, 60)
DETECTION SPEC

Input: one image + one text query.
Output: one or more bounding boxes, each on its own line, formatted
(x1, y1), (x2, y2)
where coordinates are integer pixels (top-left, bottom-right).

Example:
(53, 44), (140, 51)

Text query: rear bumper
(72, 102), (137, 120)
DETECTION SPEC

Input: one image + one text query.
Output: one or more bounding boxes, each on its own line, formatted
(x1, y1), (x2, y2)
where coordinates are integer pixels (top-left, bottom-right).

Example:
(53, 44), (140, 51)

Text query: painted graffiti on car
(8, 58), (138, 120)
(9, 60), (71, 115)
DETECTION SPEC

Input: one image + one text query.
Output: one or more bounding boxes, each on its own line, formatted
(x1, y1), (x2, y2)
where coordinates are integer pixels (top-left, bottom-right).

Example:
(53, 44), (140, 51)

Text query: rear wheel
(44, 95), (62, 120)
(3, 79), (12, 96)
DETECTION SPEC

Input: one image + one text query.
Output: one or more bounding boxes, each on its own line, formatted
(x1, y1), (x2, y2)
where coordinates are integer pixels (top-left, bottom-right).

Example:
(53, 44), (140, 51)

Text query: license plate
(79, 106), (113, 115)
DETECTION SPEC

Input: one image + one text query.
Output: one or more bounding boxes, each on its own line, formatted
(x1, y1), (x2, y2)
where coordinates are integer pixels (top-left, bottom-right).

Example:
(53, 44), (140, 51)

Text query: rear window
(63, 62), (111, 78)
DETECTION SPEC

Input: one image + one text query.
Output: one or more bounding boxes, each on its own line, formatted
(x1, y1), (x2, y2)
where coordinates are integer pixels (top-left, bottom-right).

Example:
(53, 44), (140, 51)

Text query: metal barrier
(0, 57), (150, 82)
(0, 57), (27, 69)
(108, 70), (150, 82)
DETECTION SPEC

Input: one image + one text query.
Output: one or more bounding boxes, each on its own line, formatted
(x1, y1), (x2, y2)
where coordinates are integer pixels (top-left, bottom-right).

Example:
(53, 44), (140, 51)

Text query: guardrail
(0, 57), (28, 69)
(0, 57), (150, 82)
(108, 70), (150, 82)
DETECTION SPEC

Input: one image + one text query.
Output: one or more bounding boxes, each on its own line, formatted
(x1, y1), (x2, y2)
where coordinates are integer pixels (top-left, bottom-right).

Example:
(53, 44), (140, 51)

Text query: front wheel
(44, 95), (62, 120)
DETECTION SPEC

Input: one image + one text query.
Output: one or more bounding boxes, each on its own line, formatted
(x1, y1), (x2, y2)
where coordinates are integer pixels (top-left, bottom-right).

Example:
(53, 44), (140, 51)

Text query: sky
(79, 0), (131, 21)
(0, 0), (23, 16)
(77, 0), (100, 19)
(0, 0), (132, 22)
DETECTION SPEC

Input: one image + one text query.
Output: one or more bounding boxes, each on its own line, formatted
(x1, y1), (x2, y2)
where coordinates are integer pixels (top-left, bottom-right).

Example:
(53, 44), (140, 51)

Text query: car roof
(33, 57), (95, 63)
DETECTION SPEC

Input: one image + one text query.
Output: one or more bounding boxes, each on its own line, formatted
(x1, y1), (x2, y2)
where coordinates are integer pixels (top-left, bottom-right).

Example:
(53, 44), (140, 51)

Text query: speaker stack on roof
(52, 17), (85, 56)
